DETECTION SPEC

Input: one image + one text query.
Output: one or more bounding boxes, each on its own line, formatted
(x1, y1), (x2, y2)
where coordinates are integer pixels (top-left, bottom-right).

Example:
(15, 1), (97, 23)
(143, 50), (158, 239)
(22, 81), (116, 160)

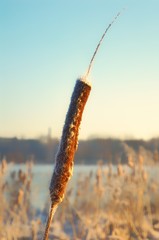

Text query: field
(0, 157), (159, 240)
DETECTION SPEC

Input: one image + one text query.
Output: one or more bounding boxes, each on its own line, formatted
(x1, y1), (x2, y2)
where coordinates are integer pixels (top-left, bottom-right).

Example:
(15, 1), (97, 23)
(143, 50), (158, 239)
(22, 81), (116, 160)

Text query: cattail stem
(85, 9), (124, 79)
(43, 203), (58, 240)
(43, 78), (91, 239)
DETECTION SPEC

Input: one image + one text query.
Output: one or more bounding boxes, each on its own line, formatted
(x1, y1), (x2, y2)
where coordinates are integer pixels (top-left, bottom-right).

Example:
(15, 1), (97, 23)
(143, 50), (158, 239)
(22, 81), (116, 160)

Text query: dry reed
(0, 157), (158, 239)
(43, 10), (124, 239)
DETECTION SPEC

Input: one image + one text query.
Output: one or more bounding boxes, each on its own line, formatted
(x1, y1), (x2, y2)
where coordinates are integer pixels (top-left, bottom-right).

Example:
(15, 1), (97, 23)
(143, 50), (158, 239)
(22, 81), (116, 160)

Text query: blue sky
(0, 0), (159, 140)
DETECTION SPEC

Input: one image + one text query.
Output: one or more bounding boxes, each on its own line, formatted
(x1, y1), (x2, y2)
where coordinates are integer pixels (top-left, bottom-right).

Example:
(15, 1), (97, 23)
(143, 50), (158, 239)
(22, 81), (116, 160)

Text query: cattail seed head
(49, 79), (91, 205)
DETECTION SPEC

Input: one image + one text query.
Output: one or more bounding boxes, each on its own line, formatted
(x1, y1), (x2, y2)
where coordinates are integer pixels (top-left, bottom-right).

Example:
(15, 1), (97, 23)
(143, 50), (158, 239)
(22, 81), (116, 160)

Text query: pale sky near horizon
(0, 0), (159, 140)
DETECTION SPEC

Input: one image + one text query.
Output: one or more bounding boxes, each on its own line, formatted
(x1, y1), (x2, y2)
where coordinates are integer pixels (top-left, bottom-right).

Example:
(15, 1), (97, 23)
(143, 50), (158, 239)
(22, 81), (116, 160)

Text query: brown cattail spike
(43, 79), (91, 240)
(49, 79), (91, 204)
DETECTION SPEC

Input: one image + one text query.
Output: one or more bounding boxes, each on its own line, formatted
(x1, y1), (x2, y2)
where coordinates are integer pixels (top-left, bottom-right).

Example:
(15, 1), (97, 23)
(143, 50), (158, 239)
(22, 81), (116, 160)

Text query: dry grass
(56, 159), (159, 240)
(0, 159), (41, 239)
(0, 156), (158, 239)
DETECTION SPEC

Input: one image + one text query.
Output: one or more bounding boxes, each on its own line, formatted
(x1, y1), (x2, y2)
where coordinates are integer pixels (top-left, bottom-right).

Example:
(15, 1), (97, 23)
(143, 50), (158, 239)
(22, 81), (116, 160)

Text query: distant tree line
(0, 137), (159, 164)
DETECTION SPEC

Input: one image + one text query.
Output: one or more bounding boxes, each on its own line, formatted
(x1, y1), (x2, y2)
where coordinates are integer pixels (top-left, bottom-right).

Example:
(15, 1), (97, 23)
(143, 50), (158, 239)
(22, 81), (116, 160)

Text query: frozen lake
(7, 163), (159, 210)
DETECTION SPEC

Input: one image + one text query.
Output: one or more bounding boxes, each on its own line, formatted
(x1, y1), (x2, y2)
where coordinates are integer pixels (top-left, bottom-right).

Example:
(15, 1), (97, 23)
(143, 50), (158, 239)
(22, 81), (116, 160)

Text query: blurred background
(0, 0), (159, 239)
(1, 0), (159, 140)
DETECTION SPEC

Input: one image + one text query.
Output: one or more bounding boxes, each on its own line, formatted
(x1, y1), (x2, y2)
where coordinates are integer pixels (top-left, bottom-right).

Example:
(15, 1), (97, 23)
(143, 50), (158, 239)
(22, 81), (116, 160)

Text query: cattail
(43, 10), (123, 239)
(43, 78), (91, 239)
(49, 78), (91, 204)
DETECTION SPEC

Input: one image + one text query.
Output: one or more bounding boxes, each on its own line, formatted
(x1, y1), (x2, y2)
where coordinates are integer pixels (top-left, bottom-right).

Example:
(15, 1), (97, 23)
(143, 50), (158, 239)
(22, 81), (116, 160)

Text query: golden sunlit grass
(0, 159), (41, 239)
(0, 157), (159, 239)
